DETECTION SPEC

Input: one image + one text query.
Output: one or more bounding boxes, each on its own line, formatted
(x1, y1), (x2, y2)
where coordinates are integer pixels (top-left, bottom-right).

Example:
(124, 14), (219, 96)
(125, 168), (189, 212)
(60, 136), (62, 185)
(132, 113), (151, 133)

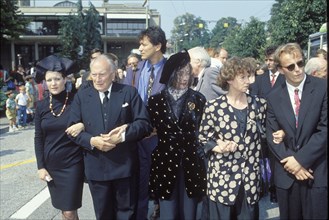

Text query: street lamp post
(142, 0), (149, 28)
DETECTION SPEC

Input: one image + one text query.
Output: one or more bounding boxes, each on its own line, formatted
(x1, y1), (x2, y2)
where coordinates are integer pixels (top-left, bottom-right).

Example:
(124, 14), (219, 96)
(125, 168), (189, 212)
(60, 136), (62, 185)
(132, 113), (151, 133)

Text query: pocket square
(122, 102), (129, 107)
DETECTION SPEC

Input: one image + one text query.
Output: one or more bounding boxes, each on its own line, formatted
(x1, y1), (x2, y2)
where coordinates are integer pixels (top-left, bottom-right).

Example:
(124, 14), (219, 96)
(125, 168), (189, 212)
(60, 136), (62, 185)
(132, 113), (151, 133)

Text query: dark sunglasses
(282, 60), (304, 71)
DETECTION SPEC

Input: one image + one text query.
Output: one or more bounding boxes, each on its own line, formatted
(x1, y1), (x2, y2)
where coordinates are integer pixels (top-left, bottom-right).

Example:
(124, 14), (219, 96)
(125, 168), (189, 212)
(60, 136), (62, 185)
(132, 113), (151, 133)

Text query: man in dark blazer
(250, 45), (285, 203)
(68, 54), (152, 220)
(122, 26), (167, 220)
(266, 43), (327, 219)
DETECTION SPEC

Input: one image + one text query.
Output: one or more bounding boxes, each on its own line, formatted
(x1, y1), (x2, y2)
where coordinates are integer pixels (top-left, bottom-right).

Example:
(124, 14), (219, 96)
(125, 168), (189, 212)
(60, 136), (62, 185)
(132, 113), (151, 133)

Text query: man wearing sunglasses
(266, 43), (327, 219)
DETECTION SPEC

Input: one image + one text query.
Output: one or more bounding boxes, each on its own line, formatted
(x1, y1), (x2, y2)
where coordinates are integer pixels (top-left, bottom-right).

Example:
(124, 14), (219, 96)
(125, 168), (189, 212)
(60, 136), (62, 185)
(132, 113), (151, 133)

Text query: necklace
(49, 92), (69, 117)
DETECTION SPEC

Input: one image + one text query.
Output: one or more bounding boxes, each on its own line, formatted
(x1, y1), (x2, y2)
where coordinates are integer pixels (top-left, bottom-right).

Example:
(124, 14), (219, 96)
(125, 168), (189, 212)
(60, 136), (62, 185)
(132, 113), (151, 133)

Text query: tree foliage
(267, 0), (327, 49)
(58, 0), (102, 69)
(222, 17), (266, 59)
(171, 13), (210, 52)
(209, 17), (239, 48)
(0, 0), (30, 41)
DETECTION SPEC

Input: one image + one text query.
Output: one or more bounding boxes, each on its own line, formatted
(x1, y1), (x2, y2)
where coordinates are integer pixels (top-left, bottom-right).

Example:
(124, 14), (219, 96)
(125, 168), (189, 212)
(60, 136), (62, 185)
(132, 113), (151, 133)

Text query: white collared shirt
(98, 84), (112, 104)
(269, 70), (280, 84)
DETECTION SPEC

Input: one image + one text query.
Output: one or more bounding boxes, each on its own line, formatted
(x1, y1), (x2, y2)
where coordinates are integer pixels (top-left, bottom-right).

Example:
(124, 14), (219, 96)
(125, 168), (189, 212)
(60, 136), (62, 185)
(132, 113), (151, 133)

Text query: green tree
(171, 13), (209, 52)
(222, 17), (266, 59)
(58, 0), (102, 69)
(83, 2), (102, 61)
(209, 17), (239, 48)
(0, 0), (30, 41)
(267, 0), (327, 49)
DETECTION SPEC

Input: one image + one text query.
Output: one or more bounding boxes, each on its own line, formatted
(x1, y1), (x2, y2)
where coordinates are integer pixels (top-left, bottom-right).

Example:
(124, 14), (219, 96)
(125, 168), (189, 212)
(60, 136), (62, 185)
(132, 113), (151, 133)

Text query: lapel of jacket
(261, 71), (272, 94)
(274, 74), (285, 88)
(295, 76), (313, 138)
(87, 88), (106, 130)
(279, 83), (296, 131)
(195, 70), (205, 91)
(107, 83), (124, 130)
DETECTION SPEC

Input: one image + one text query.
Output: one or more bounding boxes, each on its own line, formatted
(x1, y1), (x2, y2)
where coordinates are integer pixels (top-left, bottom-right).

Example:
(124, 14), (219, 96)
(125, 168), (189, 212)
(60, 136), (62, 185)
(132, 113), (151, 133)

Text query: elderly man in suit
(188, 46), (226, 101)
(266, 43), (327, 219)
(304, 57), (327, 79)
(68, 54), (152, 220)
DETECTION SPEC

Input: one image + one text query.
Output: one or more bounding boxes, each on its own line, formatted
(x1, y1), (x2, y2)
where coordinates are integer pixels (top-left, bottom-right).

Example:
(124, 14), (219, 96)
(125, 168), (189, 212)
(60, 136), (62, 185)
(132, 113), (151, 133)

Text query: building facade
(1, 0), (161, 70)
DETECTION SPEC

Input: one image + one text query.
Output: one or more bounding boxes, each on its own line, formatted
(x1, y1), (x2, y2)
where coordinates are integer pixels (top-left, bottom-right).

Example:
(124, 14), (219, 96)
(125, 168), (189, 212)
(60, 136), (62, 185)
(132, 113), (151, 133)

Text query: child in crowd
(5, 90), (18, 132)
(15, 85), (30, 129)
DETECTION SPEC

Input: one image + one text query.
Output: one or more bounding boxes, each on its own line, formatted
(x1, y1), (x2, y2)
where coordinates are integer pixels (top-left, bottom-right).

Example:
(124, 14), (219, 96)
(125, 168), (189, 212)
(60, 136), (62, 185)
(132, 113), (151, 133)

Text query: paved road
(0, 115), (279, 220)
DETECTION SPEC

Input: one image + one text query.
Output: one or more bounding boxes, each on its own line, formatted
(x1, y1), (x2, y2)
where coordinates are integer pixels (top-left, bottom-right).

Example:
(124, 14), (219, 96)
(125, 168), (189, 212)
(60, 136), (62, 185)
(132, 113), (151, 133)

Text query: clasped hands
(273, 130), (314, 181)
(212, 139), (238, 154)
(90, 124), (128, 152)
(280, 156), (314, 181)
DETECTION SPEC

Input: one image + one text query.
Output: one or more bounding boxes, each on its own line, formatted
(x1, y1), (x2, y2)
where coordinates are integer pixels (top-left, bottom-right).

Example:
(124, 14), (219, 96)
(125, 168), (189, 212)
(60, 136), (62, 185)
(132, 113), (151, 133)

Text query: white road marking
(10, 187), (50, 219)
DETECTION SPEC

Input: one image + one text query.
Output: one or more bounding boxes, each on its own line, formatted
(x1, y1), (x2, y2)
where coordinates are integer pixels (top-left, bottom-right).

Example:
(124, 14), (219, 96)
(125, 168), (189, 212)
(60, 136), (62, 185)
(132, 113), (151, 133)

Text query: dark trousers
(276, 181), (328, 219)
(136, 137), (158, 220)
(88, 177), (137, 220)
(159, 166), (199, 220)
(208, 183), (259, 220)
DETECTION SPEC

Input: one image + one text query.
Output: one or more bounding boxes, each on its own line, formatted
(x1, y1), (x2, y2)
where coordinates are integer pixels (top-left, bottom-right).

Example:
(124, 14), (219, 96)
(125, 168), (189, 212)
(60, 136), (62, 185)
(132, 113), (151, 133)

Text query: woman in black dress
(34, 55), (84, 220)
(147, 50), (207, 220)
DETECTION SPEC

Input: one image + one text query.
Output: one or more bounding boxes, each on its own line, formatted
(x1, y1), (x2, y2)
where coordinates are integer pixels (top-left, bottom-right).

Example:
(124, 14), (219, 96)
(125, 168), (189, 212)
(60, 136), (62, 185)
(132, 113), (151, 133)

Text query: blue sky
(36, 0), (276, 38)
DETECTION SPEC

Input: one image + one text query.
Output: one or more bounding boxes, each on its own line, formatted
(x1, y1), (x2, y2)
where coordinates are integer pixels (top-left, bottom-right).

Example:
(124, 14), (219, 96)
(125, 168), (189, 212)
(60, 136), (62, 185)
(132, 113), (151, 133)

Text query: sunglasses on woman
(281, 60), (304, 71)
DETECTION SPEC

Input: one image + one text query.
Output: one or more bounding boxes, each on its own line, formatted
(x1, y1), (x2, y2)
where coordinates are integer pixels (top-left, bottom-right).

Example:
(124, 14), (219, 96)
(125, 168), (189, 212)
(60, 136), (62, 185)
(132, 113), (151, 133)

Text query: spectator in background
(13, 65), (26, 90)
(316, 48), (327, 60)
(267, 42), (327, 219)
(115, 64), (126, 83)
(122, 26), (167, 220)
(206, 47), (222, 70)
(82, 48), (103, 82)
(188, 46), (226, 101)
(15, 85), (30, 129)
(75, 69), (86, 90)
(126, 53), (140, 86)
(5, 90), (18, 132)
(214, 47), (228, 66)
(25, 75), (37, 124)
(242, 57), (258, 85)
(255, 62), (268, 76)
(305, 57), (327, 79)
(147, 50), (207, 220)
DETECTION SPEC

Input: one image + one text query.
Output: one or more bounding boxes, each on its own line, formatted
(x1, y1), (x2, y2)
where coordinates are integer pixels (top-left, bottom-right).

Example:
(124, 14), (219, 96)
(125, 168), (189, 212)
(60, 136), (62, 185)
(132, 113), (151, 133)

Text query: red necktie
(271, 74), (276, 87)
(294, 89), (300, 127)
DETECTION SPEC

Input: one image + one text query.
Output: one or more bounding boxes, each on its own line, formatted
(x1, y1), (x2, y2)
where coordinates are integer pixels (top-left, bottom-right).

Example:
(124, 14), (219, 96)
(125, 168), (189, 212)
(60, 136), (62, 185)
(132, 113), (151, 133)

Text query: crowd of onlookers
(0, 25), (327, 220)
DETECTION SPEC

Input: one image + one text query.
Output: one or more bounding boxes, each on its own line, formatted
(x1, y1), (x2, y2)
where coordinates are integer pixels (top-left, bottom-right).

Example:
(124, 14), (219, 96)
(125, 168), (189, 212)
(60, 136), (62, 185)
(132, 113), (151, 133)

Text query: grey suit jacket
(266, 75), (327, 189)
(195, 67), (226, 101)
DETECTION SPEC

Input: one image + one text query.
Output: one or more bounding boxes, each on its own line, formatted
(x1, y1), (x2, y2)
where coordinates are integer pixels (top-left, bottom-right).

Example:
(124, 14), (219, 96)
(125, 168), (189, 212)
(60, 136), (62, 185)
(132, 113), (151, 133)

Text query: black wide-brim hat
(35, 55), (76, 83)
(160, 49), (190, 84)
